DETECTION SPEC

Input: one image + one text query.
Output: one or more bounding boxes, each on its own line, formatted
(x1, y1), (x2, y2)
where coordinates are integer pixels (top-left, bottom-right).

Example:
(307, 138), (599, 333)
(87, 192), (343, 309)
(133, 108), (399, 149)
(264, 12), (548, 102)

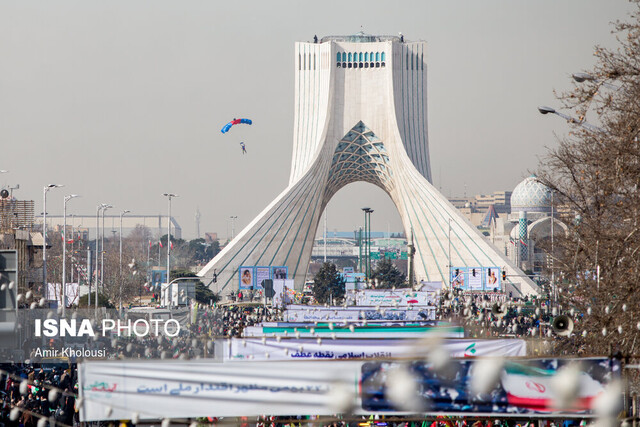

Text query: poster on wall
(450, 267), (468, 290)
(271, 266), (288, 279)
(238, 266), (255, 290)
(483, 266), (501, 291)
(255, 266), (271, 289)
(468, 267), (483, 290)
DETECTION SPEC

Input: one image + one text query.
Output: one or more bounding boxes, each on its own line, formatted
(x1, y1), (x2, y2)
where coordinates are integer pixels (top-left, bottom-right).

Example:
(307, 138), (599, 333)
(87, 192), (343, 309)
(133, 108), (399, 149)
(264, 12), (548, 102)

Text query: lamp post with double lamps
(100, 204), (112, 294)
(163, 193), (178, 288)
(119, 209), (130, 312)
(62, 194), (79, 315)
(95, 203), (111, 311)
(43, 184), (63, 303)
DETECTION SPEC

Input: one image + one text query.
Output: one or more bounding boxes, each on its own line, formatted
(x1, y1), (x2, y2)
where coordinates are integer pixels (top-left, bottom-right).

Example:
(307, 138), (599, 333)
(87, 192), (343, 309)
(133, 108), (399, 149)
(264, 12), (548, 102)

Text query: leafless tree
(536, 4), (640, 358)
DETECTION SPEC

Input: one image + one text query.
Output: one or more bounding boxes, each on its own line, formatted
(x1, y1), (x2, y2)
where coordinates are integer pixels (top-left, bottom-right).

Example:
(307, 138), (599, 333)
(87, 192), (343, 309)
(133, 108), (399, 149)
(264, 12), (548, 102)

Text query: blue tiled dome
(510, 175), (551, 213)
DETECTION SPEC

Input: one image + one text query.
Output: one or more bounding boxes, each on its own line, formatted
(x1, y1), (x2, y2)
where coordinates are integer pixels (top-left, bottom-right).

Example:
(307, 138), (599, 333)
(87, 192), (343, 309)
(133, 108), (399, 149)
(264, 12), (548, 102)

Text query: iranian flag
(500, 362), (605, 412)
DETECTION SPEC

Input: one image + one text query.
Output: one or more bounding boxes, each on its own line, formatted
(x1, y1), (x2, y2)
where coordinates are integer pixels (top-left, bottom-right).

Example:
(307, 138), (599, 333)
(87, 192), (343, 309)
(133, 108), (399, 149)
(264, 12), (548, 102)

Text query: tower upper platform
(320, 32), (401, 43)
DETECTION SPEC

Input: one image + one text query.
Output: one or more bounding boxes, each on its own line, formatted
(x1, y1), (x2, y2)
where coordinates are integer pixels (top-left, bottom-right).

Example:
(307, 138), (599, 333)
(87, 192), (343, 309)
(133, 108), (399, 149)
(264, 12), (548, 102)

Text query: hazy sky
(0, 0), (634, 240)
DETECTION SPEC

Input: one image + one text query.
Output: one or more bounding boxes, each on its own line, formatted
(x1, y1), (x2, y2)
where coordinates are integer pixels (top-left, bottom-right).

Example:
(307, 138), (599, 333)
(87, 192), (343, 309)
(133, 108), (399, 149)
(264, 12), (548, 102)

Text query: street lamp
(62, 194), (79, 315)
(94, 203), (111, 311)
(119, 209), (130, 312)
(361, 207), (373, 282)
(101, 204), (112, 294)
(537, 106), (604, 133)
(163, 193), (178, 287)
(43, 184), (63, 303)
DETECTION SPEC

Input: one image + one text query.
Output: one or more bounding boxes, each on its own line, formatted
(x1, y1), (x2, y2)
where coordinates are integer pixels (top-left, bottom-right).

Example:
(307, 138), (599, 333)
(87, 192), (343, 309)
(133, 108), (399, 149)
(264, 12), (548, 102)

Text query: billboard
(150, 269), (167, 289)
(468, 267), (483, 290)
(484, 266), (501, 290)
(238, 266), (255, 290)
(255, 266), (270, 289)
(450, 267), (468, 290)
(271, 266), (288, 279)
(451, 267), (502, 291)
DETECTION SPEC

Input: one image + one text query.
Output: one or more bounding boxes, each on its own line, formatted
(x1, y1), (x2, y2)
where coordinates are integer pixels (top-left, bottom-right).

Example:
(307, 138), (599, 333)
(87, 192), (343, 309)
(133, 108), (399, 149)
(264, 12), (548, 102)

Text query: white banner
(354, 289), (435, 306)
(243, 324), (464, 338)
(225, 338), (527, 361)
(79, 360), (361, 421)
(283, 306), (436, 322)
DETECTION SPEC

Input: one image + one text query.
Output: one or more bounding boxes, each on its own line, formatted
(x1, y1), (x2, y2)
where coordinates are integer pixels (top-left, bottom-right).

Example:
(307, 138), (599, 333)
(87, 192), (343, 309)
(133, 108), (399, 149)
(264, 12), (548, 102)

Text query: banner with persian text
(79, 360), (360, 421)
(224, 338), (527, 362)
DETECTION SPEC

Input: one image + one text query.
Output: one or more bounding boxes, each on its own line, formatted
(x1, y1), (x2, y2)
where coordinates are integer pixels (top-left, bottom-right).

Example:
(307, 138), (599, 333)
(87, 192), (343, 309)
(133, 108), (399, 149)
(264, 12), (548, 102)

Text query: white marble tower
(198, 34), (539, 296)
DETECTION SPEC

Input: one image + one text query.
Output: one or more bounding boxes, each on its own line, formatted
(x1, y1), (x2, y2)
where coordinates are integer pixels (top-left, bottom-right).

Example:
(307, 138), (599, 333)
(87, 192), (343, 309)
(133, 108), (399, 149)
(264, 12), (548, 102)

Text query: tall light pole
(62, 194), (79, 314)
(230, 215), (237, 240)
(362, 207), (373, 282)
(95, 203), (111, 311)
(163, 193), (178, 287)
(101, 205), (112, 294)
(43, 184), (63, 302)
(367, 208), (374, 281)
(119, 209), (130, 312)
(70, 214), (75, 284)
(362, 208), (369, 280)
(119, 210), (130, 277)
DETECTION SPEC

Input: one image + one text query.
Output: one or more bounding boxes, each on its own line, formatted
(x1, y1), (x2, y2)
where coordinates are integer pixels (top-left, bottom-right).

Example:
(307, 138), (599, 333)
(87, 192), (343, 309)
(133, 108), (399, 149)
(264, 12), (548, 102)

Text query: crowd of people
(0, 364), (77, 426)
(437, 291), (558, 340)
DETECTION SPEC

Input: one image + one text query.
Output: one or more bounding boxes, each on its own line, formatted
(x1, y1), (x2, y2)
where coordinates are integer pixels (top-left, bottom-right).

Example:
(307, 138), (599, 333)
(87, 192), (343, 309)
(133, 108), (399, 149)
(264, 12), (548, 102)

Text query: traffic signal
(455, 269), (460, 277)
(472, 268), (476, 277)
(502, 270), (506, 281)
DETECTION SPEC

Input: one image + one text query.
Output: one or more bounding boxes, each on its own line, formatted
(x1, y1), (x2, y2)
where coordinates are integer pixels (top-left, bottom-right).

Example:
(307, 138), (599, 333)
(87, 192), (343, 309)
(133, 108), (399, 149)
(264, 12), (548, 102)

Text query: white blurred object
(593, 380), (623, 418)
(327, 380), (356, 414)
(470, 357), (504, 395)
(550, 363), (581, 409)
(385, 364), (426, 412)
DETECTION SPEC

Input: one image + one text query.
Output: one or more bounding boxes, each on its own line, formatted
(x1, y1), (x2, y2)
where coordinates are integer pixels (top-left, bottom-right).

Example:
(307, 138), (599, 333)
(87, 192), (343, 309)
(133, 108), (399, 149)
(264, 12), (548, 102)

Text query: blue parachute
(221, 118), (253, 134)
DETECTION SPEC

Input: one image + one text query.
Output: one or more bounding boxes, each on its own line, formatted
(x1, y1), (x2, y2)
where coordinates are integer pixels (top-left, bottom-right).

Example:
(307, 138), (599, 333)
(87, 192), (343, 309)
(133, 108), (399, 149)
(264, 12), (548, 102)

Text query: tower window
(381, 52), (385, 62)
(336, 52), (341, 62)
(365, 62), (369, 68)
(348, 63), (352, 68)
(359, 52), (363, 62)
(348, 52), (352, 62)
(342, 62), (346, 68)
(364, 52), (368, 62)
(375, 62), (380, 68)
(375, 52), (380, 61)
(359, 62), (363, 68)
(342, 52), (346, 62)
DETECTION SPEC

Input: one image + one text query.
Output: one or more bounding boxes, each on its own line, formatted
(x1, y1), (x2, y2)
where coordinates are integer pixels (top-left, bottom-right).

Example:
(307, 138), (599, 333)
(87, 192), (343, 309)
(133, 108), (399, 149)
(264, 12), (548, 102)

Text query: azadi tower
(198, 33), (539, 297)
